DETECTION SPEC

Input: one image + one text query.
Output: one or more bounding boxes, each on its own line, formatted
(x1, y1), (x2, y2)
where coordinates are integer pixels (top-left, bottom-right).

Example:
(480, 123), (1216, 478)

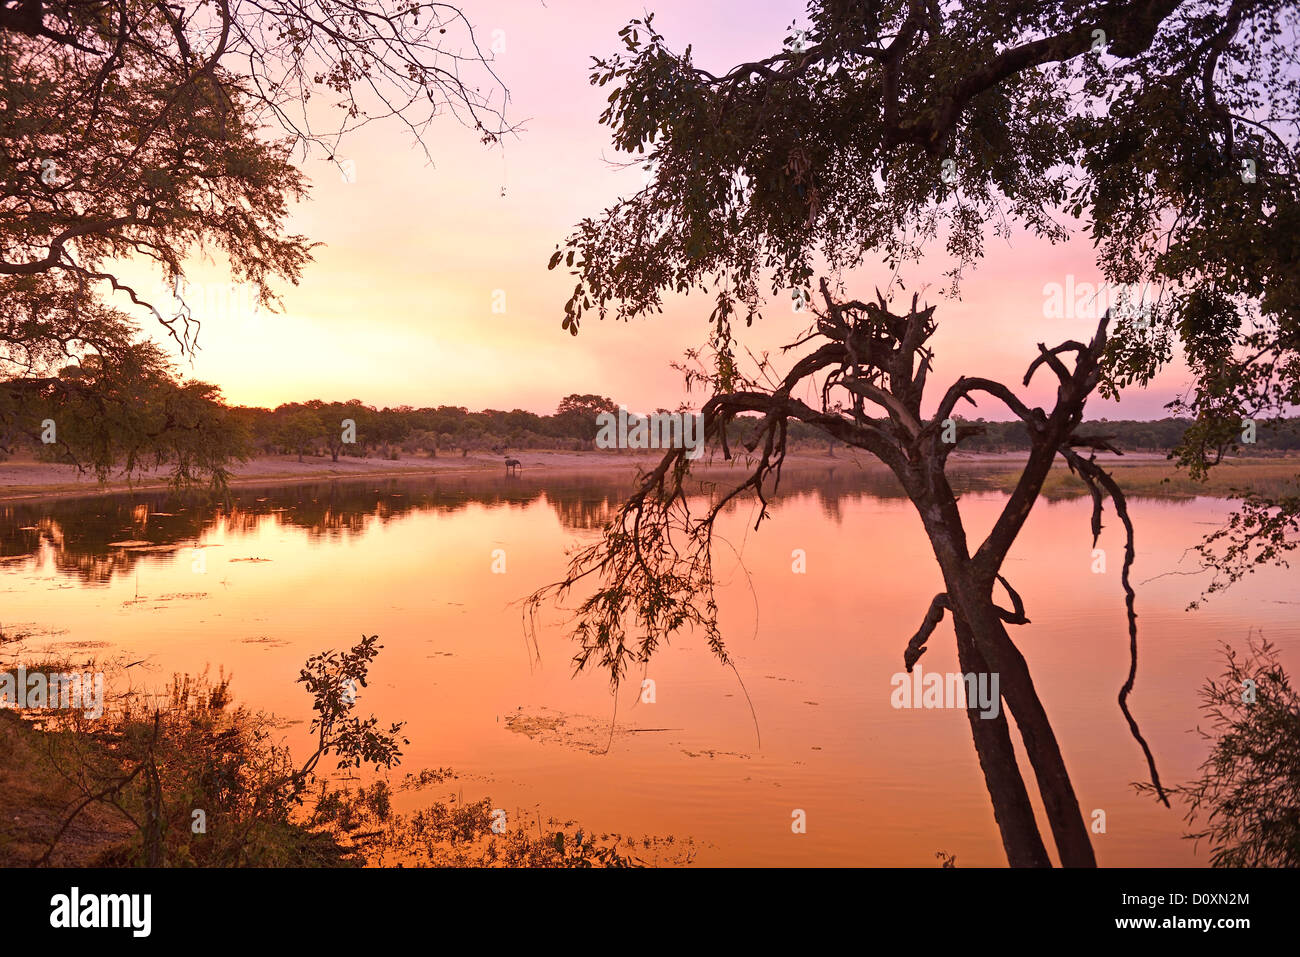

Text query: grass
(993, 457), (1300, 500)
(0, 710), (134, 865)
(0, 644), (696, 868)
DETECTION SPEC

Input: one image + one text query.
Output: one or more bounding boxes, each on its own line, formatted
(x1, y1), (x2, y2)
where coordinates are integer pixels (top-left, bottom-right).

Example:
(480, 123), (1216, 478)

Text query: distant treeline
(224, 396), (1300, 459)
(13, 390), (1300, 465)
(898, 416), (1300, 453)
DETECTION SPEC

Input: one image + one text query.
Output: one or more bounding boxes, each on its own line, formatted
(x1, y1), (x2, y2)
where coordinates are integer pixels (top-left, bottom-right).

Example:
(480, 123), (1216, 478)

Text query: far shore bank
(1, 448), (1294, 504)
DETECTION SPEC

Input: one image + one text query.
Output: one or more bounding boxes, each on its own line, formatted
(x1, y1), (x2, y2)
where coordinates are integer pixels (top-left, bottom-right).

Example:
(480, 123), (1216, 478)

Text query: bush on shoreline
(0, 636), (690, 868)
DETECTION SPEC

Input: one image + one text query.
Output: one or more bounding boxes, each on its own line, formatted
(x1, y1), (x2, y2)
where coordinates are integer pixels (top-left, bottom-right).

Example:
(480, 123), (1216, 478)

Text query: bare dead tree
(527, 281), (1169, 867)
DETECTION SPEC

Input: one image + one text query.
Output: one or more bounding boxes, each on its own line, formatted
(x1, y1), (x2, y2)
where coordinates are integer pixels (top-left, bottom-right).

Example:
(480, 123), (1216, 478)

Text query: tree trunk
(920, 495), (1096, 868)
(952, 615), (1051, 866)
(947, 570), (1097, 867)
(985, 618), (1097, 866)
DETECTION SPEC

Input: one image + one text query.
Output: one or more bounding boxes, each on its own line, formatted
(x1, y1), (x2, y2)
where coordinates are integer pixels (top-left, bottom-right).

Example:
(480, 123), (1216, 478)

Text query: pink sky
(145, 0), (1192, 420)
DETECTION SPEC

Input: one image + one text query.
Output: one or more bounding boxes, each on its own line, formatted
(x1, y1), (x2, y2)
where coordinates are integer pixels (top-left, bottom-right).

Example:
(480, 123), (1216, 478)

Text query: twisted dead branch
(526, 286), (1168, 863)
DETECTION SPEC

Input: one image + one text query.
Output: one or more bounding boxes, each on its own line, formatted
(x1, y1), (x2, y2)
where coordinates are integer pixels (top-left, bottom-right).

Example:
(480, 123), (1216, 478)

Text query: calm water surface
(2, 466), (1296, 865)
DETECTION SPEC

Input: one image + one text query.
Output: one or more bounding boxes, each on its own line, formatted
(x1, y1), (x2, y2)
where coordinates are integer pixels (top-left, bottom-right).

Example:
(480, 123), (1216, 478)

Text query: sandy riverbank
(1, 448), (873, 501)
(0, 447), (1252, 504)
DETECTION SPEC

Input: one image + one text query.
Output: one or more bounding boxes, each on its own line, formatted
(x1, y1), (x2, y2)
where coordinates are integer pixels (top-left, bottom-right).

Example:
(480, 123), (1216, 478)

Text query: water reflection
(0, 464), (1295, 866)
(0, 463), (1165, 582)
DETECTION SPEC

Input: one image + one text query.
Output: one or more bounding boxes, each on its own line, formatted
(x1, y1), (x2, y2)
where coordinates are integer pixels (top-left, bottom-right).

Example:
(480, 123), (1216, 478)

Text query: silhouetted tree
(1, 1), (511, 487)
(528, 0), (1300, 866)
(550, 0), (1298, 593)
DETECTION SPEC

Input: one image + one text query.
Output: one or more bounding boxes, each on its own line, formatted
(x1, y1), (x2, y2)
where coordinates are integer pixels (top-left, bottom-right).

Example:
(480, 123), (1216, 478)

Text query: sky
(137, 0), (1195, 420)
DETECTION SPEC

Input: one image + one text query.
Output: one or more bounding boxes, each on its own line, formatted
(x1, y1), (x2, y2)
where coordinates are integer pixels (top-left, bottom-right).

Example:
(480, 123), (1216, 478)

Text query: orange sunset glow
(133, 0), (1192, 419)
(2, 0), (1297, 932)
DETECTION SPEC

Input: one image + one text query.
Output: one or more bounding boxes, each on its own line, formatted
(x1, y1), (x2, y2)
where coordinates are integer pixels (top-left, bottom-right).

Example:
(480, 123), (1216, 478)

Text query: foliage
(15, 383), (1288, 465)
(1140, 635), (1300, 867)
(296, 634), (406, 777)
(29, 635), (406, 866)
(11, 635), (689, 868)
(0, 1), (511, 489)
(550, 0), (1299, 592)
(1192, 491), (1300, 605)
(527, 0), (1300, 865)
(0, 275), (248, 488)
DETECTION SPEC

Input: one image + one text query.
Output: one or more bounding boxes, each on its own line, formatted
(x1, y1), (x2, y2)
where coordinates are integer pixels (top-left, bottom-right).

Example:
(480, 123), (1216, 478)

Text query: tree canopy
(551, 0), (1298, 587)
(1, 0), (511, 486)
(538, 0), (1300, 866)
